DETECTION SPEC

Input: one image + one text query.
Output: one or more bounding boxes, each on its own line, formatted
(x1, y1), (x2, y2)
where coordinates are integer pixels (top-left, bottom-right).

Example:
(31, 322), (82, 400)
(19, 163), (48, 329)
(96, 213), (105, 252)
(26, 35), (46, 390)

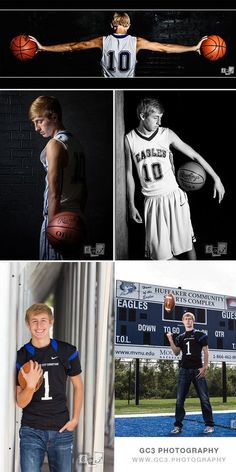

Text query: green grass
(115, 397), (236, 415)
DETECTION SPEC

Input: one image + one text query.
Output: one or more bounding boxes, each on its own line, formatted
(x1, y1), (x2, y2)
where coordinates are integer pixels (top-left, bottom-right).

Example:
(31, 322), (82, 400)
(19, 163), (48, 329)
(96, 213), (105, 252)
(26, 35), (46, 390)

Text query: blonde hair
(25, 303), (53, 323)
(182, 312), (195, 321)
(137, 97), (164, 120)
(29, 95), (62, 121)
(112, 12), (131, 28)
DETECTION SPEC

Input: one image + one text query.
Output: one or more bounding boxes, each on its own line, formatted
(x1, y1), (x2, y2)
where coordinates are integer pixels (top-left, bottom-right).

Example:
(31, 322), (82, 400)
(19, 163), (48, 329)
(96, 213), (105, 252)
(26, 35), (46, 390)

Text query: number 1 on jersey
(186, 341), (191, 356)
(41, 371), (52, 400)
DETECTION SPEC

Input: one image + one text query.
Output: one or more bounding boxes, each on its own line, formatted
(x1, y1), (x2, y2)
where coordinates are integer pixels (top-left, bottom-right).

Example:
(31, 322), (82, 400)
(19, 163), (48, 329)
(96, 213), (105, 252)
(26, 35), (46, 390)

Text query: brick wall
(0, 91), (113, 260)
(1, 10), (234, 77)
(0, 92), (44, 259)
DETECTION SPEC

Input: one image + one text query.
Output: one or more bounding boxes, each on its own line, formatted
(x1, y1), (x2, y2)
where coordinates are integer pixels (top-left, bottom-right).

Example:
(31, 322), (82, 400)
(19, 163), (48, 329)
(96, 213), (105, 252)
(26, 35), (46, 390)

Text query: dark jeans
(174, 367), (214, 428)
(20, 426), (73, 472)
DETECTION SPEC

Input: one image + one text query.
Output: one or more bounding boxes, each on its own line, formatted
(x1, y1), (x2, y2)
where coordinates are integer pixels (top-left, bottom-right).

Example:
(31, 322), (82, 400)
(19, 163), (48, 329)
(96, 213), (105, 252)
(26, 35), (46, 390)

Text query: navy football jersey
(175, 330), (208, 368)
(16, 339), (82, 430)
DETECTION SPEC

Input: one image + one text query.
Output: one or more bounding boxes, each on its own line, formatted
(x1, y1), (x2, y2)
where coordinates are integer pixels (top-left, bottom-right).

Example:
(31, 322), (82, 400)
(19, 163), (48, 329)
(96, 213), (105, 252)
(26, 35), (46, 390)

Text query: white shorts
(144, 188), (195, 260)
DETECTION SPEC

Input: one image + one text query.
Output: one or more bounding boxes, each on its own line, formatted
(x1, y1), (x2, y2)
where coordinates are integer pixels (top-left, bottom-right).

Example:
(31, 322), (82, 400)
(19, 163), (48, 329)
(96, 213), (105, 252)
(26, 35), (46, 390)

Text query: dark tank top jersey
(16, 339), (82, 430)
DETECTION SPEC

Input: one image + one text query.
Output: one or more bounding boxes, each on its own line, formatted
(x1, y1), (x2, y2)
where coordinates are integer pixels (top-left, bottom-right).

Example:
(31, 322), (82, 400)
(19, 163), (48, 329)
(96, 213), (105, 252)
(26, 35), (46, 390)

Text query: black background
(123, 90), (236, 260)
(0, 9), (235, 81)
(0, 90), (113, 260)
(0, 1), (235, 260)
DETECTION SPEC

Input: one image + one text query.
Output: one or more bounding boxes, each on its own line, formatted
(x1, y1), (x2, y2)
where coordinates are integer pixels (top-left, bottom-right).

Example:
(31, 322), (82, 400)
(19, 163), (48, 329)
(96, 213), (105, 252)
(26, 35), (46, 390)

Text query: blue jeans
(175, 367), (214, 428)
(20, 426), (73, 472)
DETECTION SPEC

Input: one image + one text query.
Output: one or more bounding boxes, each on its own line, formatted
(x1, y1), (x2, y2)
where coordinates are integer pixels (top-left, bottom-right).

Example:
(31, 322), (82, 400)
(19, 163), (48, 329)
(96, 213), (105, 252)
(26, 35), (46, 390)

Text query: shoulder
(54, 339), (79, 358)
(175, 332), (185, 345)
(194, 331), (208, 342)
(16, 345), (29, 368)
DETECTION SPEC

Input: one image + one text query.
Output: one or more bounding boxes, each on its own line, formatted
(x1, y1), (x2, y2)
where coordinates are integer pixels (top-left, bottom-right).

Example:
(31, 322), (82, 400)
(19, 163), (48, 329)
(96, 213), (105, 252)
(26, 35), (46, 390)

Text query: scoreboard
(115, 280), (236, 362)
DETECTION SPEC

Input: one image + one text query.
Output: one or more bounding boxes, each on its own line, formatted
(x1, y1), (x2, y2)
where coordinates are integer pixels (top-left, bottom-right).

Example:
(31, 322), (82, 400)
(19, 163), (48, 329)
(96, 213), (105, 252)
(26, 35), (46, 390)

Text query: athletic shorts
(144, 188), (195, 260)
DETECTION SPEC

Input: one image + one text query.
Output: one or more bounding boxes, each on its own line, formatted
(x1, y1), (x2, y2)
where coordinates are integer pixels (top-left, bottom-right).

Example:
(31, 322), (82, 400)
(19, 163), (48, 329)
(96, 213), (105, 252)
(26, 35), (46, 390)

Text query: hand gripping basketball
(200, 35), (227, 61)
(10, 35), (38, 61)
(18, 360), (44, 392)
(47, 211), (87, 250)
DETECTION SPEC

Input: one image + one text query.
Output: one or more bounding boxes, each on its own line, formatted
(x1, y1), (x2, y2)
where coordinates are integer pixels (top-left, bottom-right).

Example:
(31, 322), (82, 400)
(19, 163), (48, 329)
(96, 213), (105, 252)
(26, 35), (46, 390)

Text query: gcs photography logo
(78, 452), (103, 465)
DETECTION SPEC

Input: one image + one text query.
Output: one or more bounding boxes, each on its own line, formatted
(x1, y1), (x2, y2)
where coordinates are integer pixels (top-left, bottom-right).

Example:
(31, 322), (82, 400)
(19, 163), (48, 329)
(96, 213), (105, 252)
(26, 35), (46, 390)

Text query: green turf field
(115, 397), (236, 415)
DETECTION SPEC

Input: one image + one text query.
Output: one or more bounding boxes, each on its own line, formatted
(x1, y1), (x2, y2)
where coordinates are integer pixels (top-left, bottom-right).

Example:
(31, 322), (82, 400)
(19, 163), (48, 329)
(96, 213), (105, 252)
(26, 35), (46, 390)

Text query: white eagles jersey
(101, 34), (137, 77)
(126, 127), (179, 196)
(40, 130), (85, 216)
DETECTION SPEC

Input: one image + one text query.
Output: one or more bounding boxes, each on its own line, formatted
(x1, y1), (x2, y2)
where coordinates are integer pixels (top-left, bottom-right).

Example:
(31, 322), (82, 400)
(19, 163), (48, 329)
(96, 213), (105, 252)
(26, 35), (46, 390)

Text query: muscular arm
(46, 139), (68, 221)
(136, 37), (205, 54)
(169, 129), (225, 203)
(29, 35), (103, 53)
(59, 374), (84, 432)
(125, 136), (142, 223)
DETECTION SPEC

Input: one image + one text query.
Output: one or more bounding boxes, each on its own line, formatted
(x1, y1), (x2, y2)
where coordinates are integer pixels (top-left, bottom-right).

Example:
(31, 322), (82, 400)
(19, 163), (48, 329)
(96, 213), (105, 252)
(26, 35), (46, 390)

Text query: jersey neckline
(112, 33), (129, 39)
(134, 127), (160, 141)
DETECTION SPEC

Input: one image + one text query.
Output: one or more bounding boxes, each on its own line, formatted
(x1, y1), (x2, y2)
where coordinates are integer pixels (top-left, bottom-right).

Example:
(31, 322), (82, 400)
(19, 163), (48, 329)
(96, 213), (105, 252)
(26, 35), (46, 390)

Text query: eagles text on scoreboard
(115, 281), (236, 362)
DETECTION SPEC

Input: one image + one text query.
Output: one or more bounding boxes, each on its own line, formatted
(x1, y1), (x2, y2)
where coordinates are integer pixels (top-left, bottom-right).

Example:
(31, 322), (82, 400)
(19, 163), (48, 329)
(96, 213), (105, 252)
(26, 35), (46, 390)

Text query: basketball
(18, 361), (43, 391)
(164, 293), (175, 313)
(10, 34), (37, 61)
(47, 211), (86, 250)
(200, 35), (226, 61)
(177, 161), (206, 191)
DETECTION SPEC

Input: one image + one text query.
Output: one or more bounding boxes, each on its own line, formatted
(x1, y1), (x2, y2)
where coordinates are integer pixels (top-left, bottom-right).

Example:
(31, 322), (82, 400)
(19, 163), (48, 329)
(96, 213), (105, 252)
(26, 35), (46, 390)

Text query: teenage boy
(29, 95), (87, 260)
(166, 312), (214, 434)
(125, 96), (225, 260)
(29, 12), (206, 78)
(16, 303), (84, 471)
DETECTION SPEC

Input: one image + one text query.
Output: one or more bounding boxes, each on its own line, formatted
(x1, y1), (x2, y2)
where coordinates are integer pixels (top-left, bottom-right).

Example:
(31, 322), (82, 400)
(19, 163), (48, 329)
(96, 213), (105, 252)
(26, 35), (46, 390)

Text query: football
(164, 293), (175, 313)
(18, 360), (44, 391)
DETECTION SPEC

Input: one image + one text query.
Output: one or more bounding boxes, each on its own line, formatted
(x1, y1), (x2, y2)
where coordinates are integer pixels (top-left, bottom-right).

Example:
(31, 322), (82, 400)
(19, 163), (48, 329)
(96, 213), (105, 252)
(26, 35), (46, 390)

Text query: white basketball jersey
(40, 130), (85, 215)
(101, 34), (137, 77)
(126, 127), (179, 196)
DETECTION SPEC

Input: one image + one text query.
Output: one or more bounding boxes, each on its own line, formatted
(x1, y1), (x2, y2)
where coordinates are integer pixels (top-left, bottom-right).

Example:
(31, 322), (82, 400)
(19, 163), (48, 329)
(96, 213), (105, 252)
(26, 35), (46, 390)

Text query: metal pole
(128, 361), (132, 405)
(222, 361), (227, 403)
(135, 358), (140, 406)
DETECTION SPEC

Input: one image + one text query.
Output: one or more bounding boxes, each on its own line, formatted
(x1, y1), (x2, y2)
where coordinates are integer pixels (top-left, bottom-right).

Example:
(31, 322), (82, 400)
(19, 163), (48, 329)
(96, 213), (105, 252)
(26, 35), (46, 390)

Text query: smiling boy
(16, 303), (84, 471)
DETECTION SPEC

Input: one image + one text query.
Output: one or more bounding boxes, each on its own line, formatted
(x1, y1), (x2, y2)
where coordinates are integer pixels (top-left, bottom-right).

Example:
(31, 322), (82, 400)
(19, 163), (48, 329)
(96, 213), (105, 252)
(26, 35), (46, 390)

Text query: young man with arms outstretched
(29, 12), (206, 78)
(166, 312), (214, 434)
(16, 303), (84, 471)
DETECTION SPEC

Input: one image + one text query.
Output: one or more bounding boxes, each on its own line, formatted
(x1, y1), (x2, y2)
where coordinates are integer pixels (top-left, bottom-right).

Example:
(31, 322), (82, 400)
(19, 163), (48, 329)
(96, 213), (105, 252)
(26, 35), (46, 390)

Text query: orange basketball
(10, 34), (37, 61)
(47, 211), (86, 250)
(18, 361), (43, 391)
(200, 35), (226, 61)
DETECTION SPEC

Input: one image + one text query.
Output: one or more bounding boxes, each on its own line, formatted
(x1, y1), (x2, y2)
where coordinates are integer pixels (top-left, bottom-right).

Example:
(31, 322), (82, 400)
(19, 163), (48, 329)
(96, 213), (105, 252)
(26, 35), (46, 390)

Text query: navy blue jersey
(175, 330), (208, 368)
(16, 339), (82, 430)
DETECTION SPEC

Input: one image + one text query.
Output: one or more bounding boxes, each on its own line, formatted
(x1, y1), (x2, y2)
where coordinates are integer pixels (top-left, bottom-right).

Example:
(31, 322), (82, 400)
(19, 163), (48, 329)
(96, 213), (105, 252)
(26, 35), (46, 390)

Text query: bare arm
(16, 361), (43, 408)
(166, 332), (181, 356)
(136, 37), (206, 54)
(169, 129), (225, 203)
(124, 136), (143, 224)
(196, 345), (209, 378)
(29, 35), (103, 53)
(59, 374), (84, 433)
(46, 139), (68, 221)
